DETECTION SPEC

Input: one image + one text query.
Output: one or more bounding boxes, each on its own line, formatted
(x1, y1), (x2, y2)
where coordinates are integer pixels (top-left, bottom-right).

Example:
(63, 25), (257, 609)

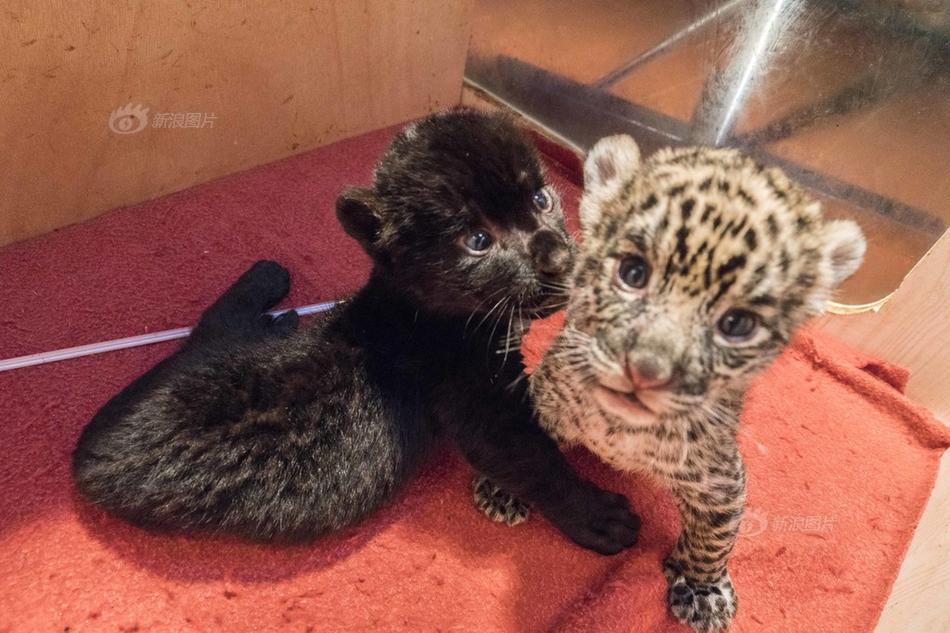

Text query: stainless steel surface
(593, 0), (748, 91)
(690, 0), (803, 145)
(466, 0), (950, 305)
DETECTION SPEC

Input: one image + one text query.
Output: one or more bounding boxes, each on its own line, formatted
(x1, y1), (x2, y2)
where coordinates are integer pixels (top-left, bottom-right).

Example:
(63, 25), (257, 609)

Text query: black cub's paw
(544, 484), (640, 555)
(239, 260), (292, 309)
(664, 561), (737, 632)
(472, 475), (530, 526)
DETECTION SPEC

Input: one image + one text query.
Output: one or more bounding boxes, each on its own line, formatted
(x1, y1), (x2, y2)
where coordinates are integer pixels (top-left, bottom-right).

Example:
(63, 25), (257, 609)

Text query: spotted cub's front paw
(472, 475), (530, 526)
(664, 565), (737, 632)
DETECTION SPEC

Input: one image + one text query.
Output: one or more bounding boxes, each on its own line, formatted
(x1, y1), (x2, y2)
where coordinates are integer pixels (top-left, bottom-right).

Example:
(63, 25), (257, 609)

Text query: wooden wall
(0, 0), (473, 246)
(816, 230), (950, 423)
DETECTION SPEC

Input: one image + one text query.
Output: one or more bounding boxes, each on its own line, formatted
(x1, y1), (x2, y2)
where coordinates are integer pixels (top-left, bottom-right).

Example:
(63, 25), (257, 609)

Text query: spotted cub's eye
(717, 309), (759, 341)
(616, 255), (651, 289)
(533, 188), (552, 211)
(464, 229), (494, 255)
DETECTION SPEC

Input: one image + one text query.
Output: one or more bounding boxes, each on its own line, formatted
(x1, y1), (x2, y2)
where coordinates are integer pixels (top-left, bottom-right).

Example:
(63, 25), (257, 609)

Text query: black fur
(72, 110), (640, 554)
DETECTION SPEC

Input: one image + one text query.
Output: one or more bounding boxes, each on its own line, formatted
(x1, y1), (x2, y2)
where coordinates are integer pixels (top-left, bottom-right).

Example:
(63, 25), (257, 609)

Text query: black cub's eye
(616, 255), (651, 289)
(717, 309), (759, 341)
(532, 188), (552, 211)
(464, 230), (494, 254)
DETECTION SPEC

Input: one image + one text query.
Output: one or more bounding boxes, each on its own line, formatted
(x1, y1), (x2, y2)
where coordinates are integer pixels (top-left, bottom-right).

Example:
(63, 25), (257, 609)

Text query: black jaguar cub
(73, 110), (640, 554)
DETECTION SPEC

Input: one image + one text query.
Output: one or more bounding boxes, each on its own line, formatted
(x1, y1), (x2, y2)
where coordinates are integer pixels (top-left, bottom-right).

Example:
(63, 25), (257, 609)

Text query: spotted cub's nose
(529, 230), (574, 278)
(626, 353), (673, 390)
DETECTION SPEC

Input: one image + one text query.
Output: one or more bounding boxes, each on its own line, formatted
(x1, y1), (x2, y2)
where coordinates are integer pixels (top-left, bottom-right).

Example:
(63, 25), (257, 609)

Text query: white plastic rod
(0, 300), (338, 374)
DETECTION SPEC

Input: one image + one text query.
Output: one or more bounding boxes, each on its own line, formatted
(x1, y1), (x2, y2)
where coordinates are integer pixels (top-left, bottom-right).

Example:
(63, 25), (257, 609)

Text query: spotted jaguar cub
(477, 136), (866, 631)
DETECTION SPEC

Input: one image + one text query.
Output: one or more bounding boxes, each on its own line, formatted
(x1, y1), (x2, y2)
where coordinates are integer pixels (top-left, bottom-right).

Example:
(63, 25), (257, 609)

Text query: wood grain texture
(817, 230), (950, 423)
(876, 453), (950, 633)
(0, 0), (473, 246)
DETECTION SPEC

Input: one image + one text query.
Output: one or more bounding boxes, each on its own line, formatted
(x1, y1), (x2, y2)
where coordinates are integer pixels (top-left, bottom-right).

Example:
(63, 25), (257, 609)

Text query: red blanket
(1, 126), (947, 632)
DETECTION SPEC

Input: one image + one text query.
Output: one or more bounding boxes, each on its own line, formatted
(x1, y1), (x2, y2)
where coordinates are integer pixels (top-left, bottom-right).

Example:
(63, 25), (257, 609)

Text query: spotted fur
(481, 136), (866, 632)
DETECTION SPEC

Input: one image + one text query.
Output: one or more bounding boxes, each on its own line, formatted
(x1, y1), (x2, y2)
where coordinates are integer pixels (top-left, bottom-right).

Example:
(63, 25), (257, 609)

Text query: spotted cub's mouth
(591, 385), (657, 419)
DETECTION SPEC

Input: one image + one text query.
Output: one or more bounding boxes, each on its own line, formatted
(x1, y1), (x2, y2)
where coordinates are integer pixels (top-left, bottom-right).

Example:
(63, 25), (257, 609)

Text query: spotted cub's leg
(472, 474), (531, 526)
(664, 453), (746, 633)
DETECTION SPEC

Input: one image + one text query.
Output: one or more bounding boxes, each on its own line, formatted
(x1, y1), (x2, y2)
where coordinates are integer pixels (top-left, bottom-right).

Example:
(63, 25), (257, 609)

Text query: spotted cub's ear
(336, 187), (383, 252)
(581, 135), (641, 234)
(820, 219), (866, 287)
(584, 134), (641, 195)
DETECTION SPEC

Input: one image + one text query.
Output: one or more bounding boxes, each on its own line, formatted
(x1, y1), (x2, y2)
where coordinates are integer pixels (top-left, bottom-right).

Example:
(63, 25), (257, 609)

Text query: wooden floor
(877, 453), (950, 632)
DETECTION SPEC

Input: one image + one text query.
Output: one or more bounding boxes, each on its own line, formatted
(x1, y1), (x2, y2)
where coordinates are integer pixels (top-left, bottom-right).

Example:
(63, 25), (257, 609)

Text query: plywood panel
(0, 0), (473, 246)
(876, 453), (950, 633)
(817, 230), (950, 423)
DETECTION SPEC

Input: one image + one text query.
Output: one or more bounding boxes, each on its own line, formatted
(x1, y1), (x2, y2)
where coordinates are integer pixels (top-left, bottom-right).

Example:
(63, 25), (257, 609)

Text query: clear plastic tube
(0, 300), (338, 373)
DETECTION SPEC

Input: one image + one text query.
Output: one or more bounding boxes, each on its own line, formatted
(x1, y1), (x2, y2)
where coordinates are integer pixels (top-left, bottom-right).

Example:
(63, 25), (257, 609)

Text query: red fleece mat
(1, 126), (948, 633)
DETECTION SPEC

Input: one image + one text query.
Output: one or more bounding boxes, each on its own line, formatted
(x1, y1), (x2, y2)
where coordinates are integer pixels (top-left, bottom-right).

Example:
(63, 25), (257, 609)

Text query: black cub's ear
(336, 187), (383, 251)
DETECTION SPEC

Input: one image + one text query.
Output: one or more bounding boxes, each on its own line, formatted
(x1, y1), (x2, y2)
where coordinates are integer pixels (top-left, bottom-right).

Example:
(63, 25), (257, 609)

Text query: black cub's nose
(530, 230), (574, 278)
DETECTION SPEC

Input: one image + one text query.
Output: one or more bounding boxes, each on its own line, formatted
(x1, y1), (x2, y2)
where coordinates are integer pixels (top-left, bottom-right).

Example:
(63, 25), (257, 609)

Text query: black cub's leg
(454, 403), (640, 555)
(189, 260), (295, 344)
